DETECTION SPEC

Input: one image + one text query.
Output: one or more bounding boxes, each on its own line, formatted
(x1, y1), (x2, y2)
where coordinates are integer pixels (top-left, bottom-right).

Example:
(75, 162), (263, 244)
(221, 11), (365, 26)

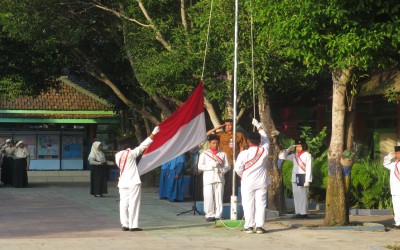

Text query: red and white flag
(138, 82), (206, 175)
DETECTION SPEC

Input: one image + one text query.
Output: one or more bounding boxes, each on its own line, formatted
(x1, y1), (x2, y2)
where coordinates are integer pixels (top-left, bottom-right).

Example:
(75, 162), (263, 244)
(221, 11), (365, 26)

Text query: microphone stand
(177, 144), (205, 216)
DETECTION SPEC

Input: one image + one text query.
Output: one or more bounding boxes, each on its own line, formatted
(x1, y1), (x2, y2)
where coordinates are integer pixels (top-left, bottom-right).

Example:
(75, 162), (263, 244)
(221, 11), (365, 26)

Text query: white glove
(304, 182), (310, 187)
(287, 145), (296, 152)
(278, 150), (287, 159)
(252, 118), (262, 129)
(385, 152), (395, 159)
(152, 126), (160, 135)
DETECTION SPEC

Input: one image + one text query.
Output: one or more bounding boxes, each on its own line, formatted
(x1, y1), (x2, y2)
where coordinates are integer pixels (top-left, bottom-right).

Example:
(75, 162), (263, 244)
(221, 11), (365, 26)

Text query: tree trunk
(258, 89), (286, 213)
(324, 68), (351, 226)
(204, 96), (222, 127)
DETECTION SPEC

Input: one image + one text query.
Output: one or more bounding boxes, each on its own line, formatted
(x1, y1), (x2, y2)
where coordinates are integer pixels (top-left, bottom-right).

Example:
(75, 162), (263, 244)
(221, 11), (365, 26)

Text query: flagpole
(231, 0), (239, 221)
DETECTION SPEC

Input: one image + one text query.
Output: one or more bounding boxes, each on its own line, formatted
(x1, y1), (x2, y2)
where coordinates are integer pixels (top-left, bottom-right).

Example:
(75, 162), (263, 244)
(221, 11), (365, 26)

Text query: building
(0, 76), (119, 175)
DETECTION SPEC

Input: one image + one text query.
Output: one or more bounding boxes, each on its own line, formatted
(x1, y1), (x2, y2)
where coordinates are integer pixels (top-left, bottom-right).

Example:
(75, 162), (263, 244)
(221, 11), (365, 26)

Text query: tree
(255, 0), (400, 225)
(0, 0), (260, 140)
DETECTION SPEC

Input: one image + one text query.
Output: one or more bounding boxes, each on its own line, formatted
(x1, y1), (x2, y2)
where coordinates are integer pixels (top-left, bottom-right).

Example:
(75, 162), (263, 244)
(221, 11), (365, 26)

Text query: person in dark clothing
(88, 141), (114, 197)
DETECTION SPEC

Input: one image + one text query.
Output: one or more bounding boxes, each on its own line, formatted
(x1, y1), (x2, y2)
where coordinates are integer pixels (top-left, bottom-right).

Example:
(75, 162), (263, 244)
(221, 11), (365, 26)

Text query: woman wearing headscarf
(1, 139), (14, 186)
(88, 141), (114, 197)
(11, 141), (30, 188)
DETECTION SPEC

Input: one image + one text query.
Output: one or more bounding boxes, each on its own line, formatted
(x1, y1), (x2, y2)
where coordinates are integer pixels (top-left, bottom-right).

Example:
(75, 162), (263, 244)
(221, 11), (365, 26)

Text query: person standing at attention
(115, 126), (160, 232)
(88, 141), (114, 197)
(383, 146), (400, 229)
(234, 119), (270, 234)
(279, 138), (313, 218)
(207, 118), (246, 203)
(11, 141), (30, 188)
(198, 134), (230, 222)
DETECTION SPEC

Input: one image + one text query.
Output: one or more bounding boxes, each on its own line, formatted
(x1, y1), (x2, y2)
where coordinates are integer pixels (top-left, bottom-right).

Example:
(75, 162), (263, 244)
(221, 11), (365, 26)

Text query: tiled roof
(361, 70), (400, 96)
(0, 77), (115, 116)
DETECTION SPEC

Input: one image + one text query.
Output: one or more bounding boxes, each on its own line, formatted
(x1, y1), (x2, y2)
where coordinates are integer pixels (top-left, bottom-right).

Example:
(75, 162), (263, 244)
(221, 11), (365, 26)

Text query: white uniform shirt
(115, 137), (153, 188)
(198, 150), (230, 185)
(234, 130), (271, 190)
(280, 149), (312, 183)
(4, 146), (15, 158)
(13, 147), (30, 159)
(383, 154), (400, 195)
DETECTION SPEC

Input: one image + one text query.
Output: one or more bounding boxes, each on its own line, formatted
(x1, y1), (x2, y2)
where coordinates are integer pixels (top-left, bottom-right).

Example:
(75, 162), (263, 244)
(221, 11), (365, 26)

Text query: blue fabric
(168, 154), (186, 201)
(342, 166), (352, 177)
(159, 161), (171, 199)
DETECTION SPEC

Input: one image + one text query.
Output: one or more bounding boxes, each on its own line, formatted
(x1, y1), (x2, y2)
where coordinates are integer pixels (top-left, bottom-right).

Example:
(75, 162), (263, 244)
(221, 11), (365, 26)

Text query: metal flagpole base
(230, 195), (238, 220)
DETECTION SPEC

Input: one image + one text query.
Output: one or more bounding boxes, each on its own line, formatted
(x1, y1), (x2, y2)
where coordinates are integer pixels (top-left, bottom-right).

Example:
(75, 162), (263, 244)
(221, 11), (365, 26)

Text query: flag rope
(200, 0), (214, 81)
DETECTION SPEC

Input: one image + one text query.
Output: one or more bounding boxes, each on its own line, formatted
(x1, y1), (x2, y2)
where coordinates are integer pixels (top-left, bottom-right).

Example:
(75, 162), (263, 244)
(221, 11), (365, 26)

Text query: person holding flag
(234, 119), (270, 234)
(383, 146), (400, 229)
(115, 126), (160, 232)
(198, 134), (230, 222)
(279, 138), (313, 219)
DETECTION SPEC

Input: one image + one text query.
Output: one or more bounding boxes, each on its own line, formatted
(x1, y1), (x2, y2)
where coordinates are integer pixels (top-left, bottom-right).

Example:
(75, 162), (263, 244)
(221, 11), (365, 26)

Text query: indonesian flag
(138, 82), (206, 175)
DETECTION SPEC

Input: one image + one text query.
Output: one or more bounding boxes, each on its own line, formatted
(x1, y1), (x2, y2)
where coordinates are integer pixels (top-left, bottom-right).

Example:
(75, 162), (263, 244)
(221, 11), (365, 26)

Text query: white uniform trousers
(241, 185), (267, 228)
(392, 195), (400, 226)
(203, 182), (224, 219)
(292, 182), (308, 215)
(119, 184), (141, 228)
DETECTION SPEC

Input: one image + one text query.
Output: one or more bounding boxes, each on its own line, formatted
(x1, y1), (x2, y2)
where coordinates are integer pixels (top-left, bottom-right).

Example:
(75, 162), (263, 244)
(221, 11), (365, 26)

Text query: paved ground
(0, 182), (399, 250)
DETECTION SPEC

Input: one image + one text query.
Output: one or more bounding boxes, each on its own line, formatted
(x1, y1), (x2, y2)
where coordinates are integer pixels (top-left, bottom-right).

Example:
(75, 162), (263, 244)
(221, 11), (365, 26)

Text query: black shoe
(129, 228), (143, 232)
(243, 227), (254, 234)
(94, 195), (101, 197)
(256, 227), (267, 234)
(292, 214), (302, 219)
(122, 227), (129, 231)
(299, 214), (308, 219)
(206, 217), (215, 222)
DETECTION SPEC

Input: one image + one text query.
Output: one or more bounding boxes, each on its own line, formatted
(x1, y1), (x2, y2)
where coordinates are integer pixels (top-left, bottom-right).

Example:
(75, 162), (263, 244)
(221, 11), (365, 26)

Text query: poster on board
(62, 135), (83, 159)
(37, 135), (59, 159)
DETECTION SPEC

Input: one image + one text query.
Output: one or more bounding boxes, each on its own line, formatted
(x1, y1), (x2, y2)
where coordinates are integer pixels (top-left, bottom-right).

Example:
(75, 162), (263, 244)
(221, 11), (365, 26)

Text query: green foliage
(299, 126), (328, 159)
(350, 159), (391, 209)
(282, 160), (293, 198)
(311, 154), (328, 200)
(255, 0), (400, 73)
(384, 88), (400, 104)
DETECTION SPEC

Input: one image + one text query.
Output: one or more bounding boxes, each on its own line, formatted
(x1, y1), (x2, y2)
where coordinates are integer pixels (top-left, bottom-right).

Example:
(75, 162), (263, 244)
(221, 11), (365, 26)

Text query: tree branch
(71, 47), (160, 125)
(84, 1), (151, 27)
(136, 0), (172, 51)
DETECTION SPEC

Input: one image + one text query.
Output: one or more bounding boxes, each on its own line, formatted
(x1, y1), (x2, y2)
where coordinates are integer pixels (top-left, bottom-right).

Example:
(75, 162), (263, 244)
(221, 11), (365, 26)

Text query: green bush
(282, 160), (293, 198)
(349, 159), (391, 209)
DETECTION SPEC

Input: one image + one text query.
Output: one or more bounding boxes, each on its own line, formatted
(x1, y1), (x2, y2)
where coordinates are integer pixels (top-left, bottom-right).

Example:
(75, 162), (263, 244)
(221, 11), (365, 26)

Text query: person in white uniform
(383, 146), (400, 228)
(234, 119), (270, 234)
(115, 126), (159, 232)
(279, 138), (312, 218)
(198, 134), (230, 222)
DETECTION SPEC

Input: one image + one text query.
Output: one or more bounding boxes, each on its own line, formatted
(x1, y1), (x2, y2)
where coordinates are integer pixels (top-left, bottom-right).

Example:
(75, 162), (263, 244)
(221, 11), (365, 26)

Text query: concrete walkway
(0, 182), (398, 250)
